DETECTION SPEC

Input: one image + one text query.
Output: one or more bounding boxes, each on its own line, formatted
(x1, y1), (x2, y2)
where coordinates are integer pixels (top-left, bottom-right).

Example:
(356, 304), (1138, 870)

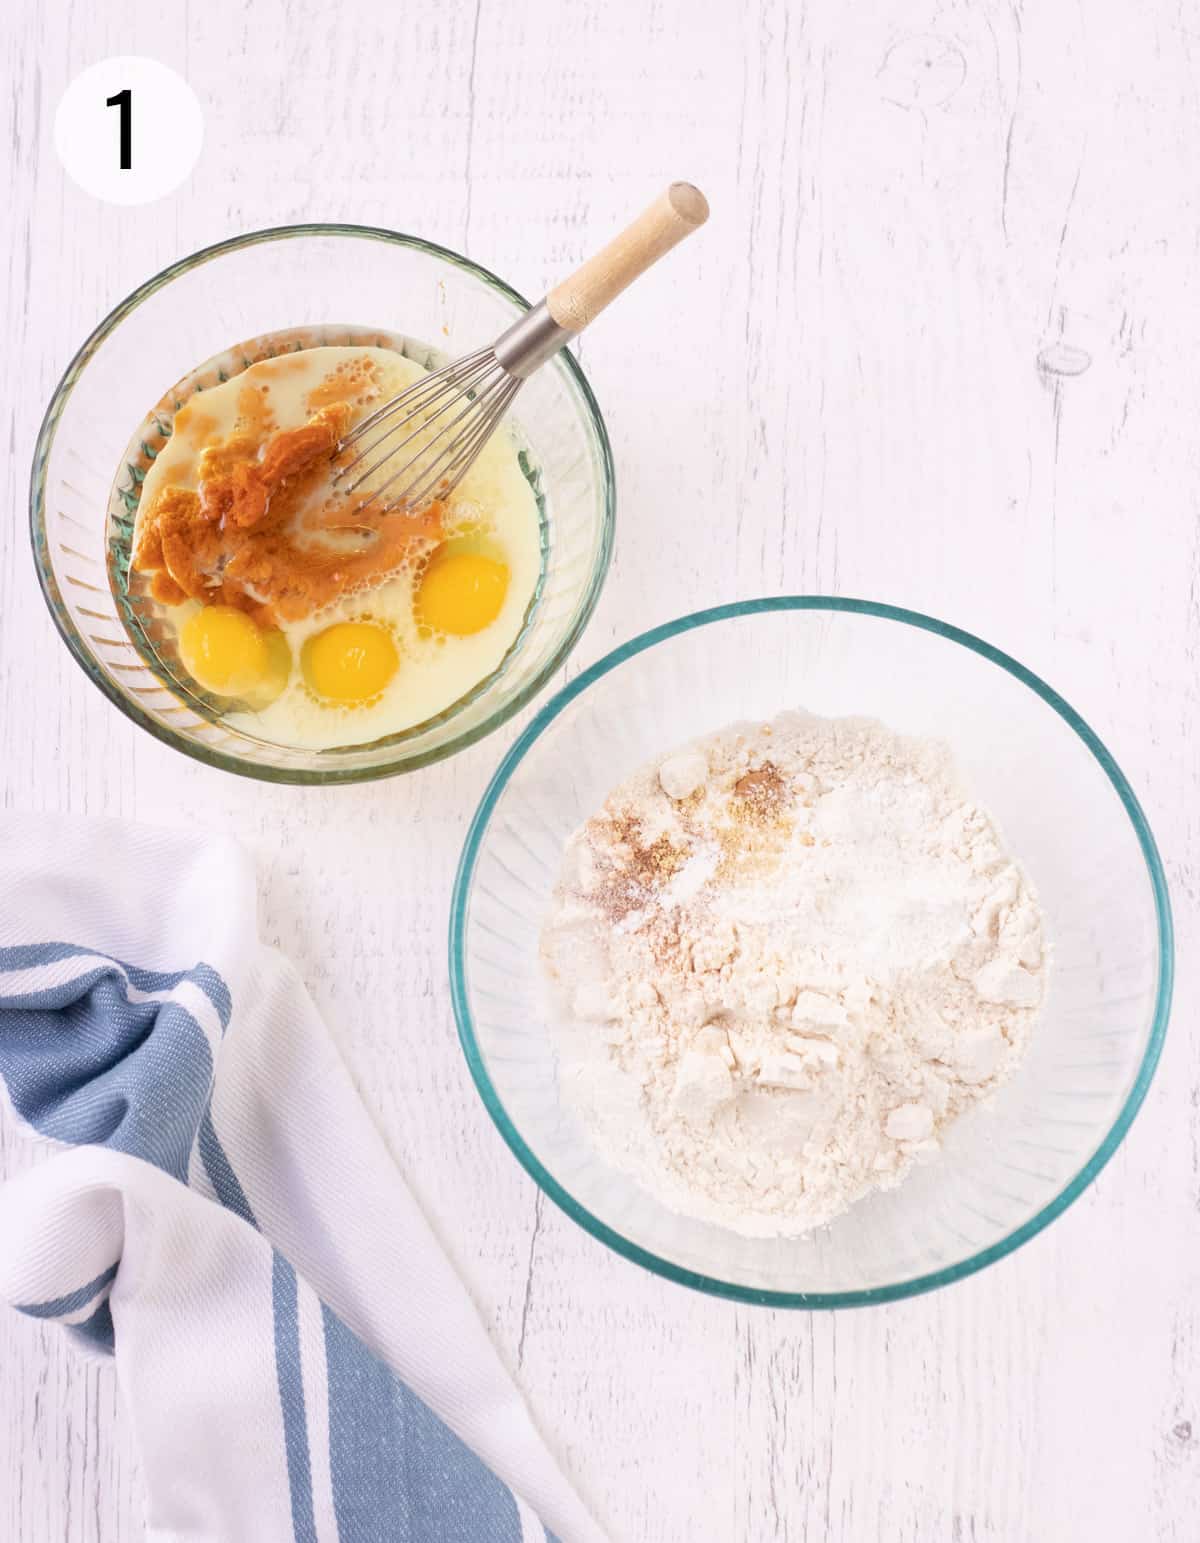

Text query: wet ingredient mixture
(540, 711), (1047, 1236)
(125, 344), (542, 749)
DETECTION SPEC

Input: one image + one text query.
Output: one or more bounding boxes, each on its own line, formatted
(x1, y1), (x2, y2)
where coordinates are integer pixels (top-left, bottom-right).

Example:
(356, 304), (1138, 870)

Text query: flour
(539, 711), (1047, 1236)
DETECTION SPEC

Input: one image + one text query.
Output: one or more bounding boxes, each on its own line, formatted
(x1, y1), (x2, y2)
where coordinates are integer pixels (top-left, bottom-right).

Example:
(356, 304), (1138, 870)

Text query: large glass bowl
(451, 599), (1173, 1306)
(30, 225), (614, 782)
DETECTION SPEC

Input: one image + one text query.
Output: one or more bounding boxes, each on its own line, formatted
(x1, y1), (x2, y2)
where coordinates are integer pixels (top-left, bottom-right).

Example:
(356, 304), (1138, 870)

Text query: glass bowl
(451, 598), (1173, 1306)
(30, 225), (614, 782)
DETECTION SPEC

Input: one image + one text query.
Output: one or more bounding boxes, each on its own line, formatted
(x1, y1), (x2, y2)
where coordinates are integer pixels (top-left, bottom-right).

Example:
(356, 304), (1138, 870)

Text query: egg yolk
(178, 605), (290, 705)
(301, 621), (399, 704)
(416, 550), (509, 637)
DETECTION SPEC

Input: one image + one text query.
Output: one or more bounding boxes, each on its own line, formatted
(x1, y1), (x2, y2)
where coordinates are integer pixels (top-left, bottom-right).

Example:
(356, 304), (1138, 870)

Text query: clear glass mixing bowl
(451, 599), (1173, 1306)
(30, 226), (614, 782)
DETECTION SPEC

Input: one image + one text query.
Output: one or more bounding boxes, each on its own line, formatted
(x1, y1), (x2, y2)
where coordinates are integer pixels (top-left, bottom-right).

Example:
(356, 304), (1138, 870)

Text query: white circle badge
(54, 56), (204, 206)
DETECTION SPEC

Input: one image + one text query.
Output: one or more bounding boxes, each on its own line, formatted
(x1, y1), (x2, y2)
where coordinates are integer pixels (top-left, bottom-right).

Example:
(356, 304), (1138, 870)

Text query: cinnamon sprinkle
(731, 762), (787, 819)
(582, 810), (688, 925)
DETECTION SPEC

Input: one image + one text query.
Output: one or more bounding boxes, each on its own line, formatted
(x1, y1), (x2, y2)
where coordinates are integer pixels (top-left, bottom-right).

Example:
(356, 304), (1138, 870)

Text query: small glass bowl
(451, 599), (1173, 1306)
(30, 225), (614, 782)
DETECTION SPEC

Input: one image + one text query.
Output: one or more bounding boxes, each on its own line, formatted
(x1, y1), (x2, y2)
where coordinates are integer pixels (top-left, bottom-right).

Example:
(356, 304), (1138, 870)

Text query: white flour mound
(539, 711), (1047, 1237)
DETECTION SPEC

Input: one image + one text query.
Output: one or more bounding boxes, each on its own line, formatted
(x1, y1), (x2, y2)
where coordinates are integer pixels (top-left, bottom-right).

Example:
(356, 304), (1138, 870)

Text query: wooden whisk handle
(546, 182), (710, 332)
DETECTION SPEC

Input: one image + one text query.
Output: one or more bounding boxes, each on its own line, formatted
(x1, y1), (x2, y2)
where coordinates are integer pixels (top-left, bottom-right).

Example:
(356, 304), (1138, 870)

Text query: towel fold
(0, 814), (600, 1543)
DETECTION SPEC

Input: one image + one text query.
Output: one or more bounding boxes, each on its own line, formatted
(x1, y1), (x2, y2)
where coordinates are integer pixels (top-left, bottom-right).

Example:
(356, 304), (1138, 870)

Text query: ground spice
(583, 812), (687, 925)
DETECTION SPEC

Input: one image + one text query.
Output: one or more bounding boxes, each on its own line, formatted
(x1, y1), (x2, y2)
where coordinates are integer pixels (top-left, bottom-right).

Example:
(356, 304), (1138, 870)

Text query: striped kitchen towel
(0, 814), (602, 1543)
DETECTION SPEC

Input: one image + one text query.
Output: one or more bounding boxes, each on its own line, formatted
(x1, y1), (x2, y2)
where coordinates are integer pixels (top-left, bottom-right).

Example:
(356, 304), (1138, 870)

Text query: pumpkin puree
(132, 384), (442, 626)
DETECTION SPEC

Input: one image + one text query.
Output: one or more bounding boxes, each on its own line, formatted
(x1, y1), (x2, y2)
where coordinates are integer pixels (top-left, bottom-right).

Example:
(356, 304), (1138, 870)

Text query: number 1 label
(105, 88), (132, 169)
(55, 58), (203, 206)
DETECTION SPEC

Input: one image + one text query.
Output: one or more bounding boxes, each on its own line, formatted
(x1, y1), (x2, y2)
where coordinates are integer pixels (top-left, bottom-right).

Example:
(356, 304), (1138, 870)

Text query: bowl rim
(450, 595), (1175, 1308)
(29, 221), (616, 784)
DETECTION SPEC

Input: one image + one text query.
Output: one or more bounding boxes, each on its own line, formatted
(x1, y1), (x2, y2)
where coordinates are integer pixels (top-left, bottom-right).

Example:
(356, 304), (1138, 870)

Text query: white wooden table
(3, 2), (1198, 1537)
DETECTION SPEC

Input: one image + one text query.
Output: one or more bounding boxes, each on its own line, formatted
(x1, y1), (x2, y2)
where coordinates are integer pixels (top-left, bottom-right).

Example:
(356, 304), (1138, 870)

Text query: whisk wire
(335, 355), (499, 490)
(427, 398), (520, 506)
(338, 347), (493, 451)
(426, 383), (521, 494)
(368, 373), (520, 515)
(339, 361), (506, 498)
(351, 367), (516, 515)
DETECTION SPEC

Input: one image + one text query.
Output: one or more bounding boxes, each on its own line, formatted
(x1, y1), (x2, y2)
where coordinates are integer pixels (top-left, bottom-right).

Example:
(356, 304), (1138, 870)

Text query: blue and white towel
(0, 814), (602, 1543)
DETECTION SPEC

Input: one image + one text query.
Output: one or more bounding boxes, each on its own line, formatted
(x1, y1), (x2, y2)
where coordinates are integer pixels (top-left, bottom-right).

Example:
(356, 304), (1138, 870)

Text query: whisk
(333, 182), (709, 515)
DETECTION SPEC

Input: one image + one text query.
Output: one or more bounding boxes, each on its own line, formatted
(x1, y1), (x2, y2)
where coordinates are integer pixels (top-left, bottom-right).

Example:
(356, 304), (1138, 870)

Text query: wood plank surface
(1, 1), (1197, 1537)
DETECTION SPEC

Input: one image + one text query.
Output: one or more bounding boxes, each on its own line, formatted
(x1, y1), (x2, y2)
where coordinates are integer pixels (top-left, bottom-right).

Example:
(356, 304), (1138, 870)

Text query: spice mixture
(540, 711), (1047, 1235)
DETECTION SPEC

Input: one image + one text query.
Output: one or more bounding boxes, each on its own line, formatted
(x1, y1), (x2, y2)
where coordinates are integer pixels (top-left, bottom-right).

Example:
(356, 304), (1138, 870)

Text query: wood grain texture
(546, 182), (710, 330)
(2, 0), (1198, 1538)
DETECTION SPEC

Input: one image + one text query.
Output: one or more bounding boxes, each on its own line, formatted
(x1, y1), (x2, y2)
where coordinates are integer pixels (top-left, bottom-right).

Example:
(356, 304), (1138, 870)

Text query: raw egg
(301, 620), (399, 704)
(416, 549), (509, 637)
(134, 348), (542, 751)
(178, 605), (290, 705)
